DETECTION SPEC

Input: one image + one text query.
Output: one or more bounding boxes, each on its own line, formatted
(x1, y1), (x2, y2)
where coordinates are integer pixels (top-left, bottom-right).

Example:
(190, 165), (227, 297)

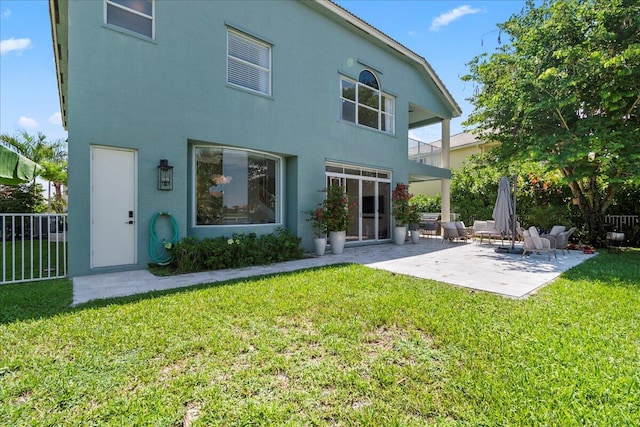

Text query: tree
(0, 183), (46, 213)
(0, 131), (68, 213)
(463, 0), (640, 243)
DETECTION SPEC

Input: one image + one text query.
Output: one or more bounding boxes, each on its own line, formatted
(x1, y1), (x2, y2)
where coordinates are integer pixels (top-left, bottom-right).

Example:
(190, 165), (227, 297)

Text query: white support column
(440, 119), (451, 222)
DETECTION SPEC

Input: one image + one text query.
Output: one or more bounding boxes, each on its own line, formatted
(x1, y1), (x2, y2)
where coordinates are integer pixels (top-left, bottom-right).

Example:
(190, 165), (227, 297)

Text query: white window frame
(227, 29), (272, 96)
(104, 0), (155, 39)
(340, 72), (395, 134)
(193, 146), (282, 227)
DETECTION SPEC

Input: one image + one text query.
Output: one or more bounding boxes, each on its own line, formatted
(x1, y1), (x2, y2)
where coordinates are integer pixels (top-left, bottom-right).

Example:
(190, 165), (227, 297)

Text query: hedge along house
(50, 0), (461, 277)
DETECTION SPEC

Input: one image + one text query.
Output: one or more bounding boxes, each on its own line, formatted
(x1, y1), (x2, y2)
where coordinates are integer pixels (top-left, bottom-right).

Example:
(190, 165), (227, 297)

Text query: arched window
(358, 70), (379, 89)
(340, 70), (395, 133)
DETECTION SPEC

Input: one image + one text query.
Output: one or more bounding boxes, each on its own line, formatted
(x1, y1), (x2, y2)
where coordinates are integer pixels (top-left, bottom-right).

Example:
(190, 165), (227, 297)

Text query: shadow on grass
(560, 248), (640, 289)
(0, 279), (73, 325)
(0, 264), (353, 325)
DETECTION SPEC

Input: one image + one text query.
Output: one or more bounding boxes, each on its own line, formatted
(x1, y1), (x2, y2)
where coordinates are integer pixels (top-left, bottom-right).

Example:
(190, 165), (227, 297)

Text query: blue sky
(0, 0), (527, 144)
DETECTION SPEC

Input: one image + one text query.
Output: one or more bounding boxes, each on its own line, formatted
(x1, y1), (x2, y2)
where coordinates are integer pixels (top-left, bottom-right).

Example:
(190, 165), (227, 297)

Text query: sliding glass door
(326, 164), (391, 243)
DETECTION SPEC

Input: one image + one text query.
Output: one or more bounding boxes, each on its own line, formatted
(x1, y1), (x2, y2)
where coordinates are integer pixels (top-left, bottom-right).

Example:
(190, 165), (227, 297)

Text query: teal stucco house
(50, 0), (461, 277)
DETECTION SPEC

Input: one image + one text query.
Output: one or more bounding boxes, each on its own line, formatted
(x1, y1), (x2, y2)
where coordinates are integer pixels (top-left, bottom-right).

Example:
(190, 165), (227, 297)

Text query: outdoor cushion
(548, 225), (566, 236)
(486, 220), (497, 231)
(528, 226), (543, 249)
(521, 229), (556, 260)
(455, 221), (468, 237)
(442, 222), (460, 241)
(443, 221), (458, 231)
(473, 220), (487, 232)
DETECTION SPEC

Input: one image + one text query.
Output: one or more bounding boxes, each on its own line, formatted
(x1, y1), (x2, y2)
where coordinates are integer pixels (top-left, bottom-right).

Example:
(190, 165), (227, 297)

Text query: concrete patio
(72, 237), (596, 305)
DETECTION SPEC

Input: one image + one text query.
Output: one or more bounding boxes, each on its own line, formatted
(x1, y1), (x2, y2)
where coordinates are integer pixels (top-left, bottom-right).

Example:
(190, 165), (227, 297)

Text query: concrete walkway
(72, 237), (595, 305)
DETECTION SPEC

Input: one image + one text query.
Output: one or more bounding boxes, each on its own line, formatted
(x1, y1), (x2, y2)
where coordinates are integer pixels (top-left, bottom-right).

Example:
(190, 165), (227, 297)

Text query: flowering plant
(407, 203), (421, 227)
(392, 182), (414, 226)
(322, 185), (354, 232)
(304, 206), (327, 238)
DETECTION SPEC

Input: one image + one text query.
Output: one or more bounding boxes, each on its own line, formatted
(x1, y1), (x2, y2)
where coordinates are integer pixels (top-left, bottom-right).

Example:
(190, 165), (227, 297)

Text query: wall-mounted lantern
(158, 159), (173, 191)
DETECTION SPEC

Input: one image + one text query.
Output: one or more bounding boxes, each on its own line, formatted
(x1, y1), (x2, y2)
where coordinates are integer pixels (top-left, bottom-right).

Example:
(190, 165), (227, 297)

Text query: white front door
(91, 146), (137, 268)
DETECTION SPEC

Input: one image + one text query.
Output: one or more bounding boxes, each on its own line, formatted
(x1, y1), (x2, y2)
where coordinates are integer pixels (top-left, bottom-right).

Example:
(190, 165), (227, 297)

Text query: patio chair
(554, 227), (576, 255)
(522, 226), (557, 260)
(546, 225), (566, 236)
(421, 221), (438, 237)
(442, 221), (461, 243)
(455, 221), (470, 242)
(540, 225), (565, 248)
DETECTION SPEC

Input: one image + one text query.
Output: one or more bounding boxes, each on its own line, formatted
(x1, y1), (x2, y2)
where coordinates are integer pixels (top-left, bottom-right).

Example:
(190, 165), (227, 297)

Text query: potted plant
(322, 185), (352, 254)
(392, 182), (413, 245)
(407, 205), (422, 244)
(305, 206), (327, 256)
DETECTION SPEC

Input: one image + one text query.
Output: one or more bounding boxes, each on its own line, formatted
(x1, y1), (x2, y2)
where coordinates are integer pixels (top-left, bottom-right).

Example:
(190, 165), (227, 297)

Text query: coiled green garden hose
(149, 211), (179, 265)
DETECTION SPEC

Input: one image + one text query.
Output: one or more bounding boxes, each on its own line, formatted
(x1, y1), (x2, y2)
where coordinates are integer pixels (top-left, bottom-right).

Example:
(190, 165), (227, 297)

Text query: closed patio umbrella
(0, 146), (42, 185)
(493, 175), (523, 254)
(492, 176), (513, 237)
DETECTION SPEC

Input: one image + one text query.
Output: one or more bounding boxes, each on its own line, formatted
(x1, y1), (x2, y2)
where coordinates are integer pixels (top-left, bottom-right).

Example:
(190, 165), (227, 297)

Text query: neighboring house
(410, 132), (497, 197)
(50, 0), (461, 277)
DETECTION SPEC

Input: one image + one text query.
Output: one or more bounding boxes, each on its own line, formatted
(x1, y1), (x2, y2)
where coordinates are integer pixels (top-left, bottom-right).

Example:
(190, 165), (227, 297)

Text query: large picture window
(195, 147), (279, 225)
(105, 0), (154, 38)
(340, 70), (395, 134)
(227, 29), (272, 95)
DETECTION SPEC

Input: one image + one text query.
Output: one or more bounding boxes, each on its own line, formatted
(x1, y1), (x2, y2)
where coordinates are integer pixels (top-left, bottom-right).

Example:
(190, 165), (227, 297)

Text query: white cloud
(48, 112), (63, 126)
(0, 37), (32, 55)
(429, 5), (482, 32)
(2, 9), (11, 19)
(18, 116), (39, 129)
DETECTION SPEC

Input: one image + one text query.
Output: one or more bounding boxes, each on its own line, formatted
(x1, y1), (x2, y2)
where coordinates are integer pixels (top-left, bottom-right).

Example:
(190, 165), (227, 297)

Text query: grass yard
(1, 250), (639, 426)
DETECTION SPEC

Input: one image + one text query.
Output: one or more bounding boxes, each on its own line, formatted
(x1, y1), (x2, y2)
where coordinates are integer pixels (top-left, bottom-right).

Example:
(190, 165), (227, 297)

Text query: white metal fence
(1, 214), (68, 284)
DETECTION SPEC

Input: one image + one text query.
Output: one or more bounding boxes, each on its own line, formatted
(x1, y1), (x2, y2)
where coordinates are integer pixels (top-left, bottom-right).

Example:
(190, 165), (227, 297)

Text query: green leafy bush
(521, 204), (575, 233)
(170, 228), (303, 273)
(410, 193), (441, 213)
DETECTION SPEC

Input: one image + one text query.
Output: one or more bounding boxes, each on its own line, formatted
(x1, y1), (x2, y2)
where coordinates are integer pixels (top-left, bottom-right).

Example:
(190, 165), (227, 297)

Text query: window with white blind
(105, 0), (154, 39)
(227, 29), (272, 96)
(340, 70), (395, 134)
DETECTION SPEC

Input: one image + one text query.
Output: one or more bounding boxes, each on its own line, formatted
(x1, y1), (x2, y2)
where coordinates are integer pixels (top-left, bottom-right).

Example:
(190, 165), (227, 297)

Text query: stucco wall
(65, 1), (455, 276)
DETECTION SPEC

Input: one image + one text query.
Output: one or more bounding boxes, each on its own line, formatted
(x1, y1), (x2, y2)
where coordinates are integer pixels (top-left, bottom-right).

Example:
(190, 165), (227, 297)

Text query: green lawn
(1, 251), (639, 426)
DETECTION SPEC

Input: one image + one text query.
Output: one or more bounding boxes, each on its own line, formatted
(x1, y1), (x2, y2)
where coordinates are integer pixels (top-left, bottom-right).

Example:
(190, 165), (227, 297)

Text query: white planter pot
(329, 230), (346, 254)
(393, 226), (407, 245)
(313, 237), (327, 256)
(410, 230), (420, 244)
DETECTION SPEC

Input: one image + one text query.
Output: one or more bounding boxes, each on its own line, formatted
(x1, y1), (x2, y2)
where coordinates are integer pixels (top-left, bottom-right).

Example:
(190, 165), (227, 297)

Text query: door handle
(125, 220), (134, 224)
